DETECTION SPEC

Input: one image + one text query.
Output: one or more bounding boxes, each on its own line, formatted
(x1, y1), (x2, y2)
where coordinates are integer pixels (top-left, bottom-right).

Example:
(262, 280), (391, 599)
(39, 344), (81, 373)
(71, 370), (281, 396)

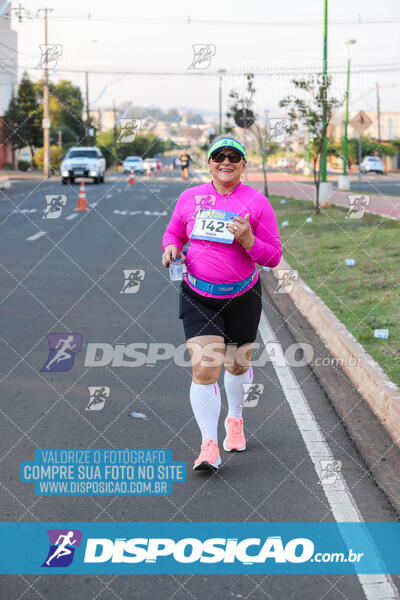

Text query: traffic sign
(349, 111), (373, 135)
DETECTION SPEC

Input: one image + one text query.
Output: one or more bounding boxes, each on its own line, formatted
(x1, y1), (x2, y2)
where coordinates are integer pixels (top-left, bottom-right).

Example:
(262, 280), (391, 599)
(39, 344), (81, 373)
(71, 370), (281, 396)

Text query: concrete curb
(268, 257), (400, 448)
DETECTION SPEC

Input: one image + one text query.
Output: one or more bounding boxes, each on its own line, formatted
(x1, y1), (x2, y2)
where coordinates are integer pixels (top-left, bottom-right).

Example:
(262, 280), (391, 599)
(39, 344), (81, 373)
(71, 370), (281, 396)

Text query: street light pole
(342, 40), (356, 177)
(38, 7), (53, 178)
(320, 0), (328, 183)
(376, 82), (381, 144)
(342, 57), (351, 175)
(85, 71), (90, 145)
(217, 69), (226, 135)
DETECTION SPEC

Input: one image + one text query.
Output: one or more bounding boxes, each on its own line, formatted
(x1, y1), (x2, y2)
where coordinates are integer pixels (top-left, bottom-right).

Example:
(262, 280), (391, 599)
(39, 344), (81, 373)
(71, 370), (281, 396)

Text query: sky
(10, 0), (400, 120)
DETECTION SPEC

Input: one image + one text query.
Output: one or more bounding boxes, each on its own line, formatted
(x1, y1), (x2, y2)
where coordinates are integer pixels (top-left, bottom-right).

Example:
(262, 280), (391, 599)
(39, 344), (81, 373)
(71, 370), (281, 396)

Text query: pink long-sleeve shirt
(162, 181), (282, 298)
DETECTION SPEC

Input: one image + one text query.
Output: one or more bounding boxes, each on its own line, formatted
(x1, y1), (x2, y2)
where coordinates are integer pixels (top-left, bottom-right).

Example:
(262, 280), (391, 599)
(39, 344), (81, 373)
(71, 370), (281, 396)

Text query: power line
(16, 64), (400, 76)
(14, 14), (400, 26)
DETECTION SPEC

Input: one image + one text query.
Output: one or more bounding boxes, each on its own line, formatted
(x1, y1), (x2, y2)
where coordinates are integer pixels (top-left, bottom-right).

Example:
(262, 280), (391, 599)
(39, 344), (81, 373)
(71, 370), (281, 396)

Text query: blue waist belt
(186, 270), (257, 295)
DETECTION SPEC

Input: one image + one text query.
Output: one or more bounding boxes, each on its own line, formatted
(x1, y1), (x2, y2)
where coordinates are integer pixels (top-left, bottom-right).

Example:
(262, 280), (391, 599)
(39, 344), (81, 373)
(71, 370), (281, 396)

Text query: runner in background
(179, 150), (192, 180)
(161, 136), (282, 472)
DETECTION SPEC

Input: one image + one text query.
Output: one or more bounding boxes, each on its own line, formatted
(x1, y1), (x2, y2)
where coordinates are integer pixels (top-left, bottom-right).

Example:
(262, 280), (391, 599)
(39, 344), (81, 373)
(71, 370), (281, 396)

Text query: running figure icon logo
(241, 383), (264, 408)
(274, 270), (299, 294)
(117, 118), (142, 143)
(42, 195), (67, 219)
(318, 460), (342, 485)
(86, 386), (110, 411)
(188, 44), (216, 70)
(41, 333), (83, 372)
(36, 44), (63, 70)
(267, 118), (291, 143)
(192, 194), (216, 218)
(346, 194), (370, 219)
(42, 529), (82, 568)
(120, 269), (145, 294)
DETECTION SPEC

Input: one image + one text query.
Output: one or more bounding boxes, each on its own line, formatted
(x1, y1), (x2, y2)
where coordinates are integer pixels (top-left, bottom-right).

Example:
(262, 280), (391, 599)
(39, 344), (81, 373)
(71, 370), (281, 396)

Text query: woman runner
(161, 136), (282, 471)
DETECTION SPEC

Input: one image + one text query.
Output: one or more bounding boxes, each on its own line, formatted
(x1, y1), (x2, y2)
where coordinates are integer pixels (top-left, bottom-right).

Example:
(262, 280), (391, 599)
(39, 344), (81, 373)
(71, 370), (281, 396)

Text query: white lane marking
(65, 213), (79, 220)
(26, 231), (46, 241)
(258, 310), (399, 599)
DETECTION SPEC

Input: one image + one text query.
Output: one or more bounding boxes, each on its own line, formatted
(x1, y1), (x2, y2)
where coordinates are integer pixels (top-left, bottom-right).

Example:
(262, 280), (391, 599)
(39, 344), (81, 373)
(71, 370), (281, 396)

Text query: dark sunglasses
(210, 150), (243, 164)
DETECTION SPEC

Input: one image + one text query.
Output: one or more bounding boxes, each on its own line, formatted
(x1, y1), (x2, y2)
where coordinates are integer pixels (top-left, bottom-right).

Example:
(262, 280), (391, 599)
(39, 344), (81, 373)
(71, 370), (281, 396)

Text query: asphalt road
(0, 172), (399, 599)
(297, 172), (400, 197)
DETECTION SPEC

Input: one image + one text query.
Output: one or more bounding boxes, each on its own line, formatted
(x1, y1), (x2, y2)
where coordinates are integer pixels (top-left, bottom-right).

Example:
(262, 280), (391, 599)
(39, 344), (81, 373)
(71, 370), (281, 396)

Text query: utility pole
(217, 69), (226, 135)
(113, 99), (118, 166)
(85, 71), (90, 145)
(320, 0), (328, 182)
(38, 7), (53, 178)
(376, 82), (381, 144)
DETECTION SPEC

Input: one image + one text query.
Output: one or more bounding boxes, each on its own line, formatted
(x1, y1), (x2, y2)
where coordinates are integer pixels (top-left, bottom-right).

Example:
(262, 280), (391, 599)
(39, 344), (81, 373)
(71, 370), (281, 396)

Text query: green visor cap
(208, 137), (247, 161)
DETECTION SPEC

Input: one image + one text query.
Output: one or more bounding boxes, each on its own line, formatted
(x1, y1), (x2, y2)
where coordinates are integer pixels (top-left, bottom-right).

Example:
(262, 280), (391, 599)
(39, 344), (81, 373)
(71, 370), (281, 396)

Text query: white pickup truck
(60, 147), (106, 184)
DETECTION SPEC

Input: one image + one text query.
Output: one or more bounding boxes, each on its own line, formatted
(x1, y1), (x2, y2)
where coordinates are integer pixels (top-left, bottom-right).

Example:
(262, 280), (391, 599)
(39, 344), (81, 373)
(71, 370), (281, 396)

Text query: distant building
(330, 111), (400, 142)
(330, 111), (400, 171)
(0, 2), (18, 167)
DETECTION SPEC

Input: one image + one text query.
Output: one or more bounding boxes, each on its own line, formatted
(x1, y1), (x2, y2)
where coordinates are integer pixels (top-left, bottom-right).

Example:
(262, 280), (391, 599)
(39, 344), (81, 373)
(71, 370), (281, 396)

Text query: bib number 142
(190, 209), (238, 244)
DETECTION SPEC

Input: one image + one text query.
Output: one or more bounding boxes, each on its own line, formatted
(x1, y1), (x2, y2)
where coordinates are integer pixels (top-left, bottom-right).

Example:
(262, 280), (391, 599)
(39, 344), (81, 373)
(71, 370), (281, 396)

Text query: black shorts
(178, 277), (262, 347)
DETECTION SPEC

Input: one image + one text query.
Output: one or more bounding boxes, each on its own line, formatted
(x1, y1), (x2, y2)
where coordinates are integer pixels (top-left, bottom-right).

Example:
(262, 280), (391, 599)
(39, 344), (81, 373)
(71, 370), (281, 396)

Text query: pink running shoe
(193, 439), (221, 471)
(223, 417), (246, 452)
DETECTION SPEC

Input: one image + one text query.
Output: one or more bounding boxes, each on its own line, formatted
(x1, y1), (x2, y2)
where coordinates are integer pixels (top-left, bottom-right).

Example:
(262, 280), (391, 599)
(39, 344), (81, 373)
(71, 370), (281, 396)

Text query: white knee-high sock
(190, 381), (221, 442)
(224, 367), (253, 419)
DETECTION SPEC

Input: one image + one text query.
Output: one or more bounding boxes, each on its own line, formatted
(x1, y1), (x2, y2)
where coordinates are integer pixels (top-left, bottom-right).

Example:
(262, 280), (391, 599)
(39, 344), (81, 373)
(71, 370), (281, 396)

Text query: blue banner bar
(0, 522), (399, 574)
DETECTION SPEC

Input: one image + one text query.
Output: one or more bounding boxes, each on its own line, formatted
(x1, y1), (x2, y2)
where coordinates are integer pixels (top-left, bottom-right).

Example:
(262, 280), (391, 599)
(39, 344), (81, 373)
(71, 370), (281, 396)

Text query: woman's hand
(161, 244), (186, 267)
(226, 213), (255, 250)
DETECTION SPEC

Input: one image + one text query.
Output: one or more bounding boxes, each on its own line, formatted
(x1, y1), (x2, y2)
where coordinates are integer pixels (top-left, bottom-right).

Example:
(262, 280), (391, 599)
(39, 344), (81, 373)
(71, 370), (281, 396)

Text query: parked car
(60, 147), (106, 184)
(143, 158), (158, 172)
(360, 156), (384, 174)
(277, 157), (295, 170)
(122, 156), (144, 174)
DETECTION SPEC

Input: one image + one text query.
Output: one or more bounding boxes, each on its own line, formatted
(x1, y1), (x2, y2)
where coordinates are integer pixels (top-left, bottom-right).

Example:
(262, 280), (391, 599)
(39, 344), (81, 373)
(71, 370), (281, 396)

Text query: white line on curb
(26, 231), (46, 241)
(258, 310), (399, 599)
(65, 214), (79, 221)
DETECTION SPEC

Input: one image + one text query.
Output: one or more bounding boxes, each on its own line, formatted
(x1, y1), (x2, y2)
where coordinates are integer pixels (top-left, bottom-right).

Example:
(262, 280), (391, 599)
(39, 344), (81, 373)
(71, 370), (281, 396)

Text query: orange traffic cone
(146, 169), (151, 178)
(169, 164), (173, 171)
(75, 181), (88, 211)
(129, 168), (135, 185)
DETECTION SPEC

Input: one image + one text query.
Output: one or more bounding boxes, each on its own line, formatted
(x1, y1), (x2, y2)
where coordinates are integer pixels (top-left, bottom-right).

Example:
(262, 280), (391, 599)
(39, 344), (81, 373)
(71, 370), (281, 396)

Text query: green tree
(37, 79), (86, 147)
(279, 74), (343, 213)
(226, 73), (277, 197)
(2, 72), (42, 162)
(334, 137), (397, 165)
(97, 131), (169, 166)
(1, 94), (20, 167)
(33, 145), (64, 171)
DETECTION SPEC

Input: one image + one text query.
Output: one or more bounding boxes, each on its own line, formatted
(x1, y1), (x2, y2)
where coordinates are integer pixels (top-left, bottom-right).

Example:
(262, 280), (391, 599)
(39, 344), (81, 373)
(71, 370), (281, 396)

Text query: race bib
(190, 209), (238, 244)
